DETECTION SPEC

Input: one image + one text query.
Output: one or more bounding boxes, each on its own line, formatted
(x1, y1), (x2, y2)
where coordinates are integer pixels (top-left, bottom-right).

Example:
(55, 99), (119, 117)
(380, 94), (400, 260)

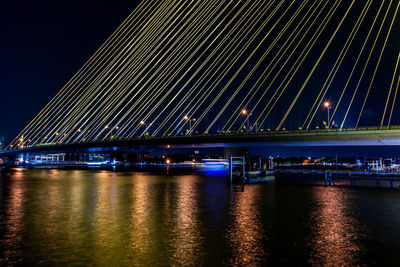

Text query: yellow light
(166, 159), (171, 164)
(105, 125), (109, 129)
(324, 101), (330, 108)
(184, 115), (189, 120)
(140, 121), (145, 125)
(242, 109), (247, 115)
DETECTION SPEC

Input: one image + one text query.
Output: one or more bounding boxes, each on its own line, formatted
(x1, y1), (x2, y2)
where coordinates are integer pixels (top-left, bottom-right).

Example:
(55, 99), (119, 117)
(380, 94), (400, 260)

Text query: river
(1, 169), (400, 266)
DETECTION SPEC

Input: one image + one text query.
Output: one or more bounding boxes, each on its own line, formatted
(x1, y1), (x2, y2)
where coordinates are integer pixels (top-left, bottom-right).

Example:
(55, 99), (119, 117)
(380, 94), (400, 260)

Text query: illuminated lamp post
(140, 120), (151, 137)
(111, 126), (119, 138)
(241, 109), (252, 133)
(323, 101), (331, 128)
(184, 115), (196, 135)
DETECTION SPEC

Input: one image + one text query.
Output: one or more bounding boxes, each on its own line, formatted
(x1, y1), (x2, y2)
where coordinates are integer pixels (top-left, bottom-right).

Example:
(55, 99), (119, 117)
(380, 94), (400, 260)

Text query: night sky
(1, 1), (139, 143)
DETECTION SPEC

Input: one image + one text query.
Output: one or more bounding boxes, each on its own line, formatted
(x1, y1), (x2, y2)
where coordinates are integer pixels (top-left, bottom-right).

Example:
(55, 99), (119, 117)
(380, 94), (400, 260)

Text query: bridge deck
(2, 127), (400, 155)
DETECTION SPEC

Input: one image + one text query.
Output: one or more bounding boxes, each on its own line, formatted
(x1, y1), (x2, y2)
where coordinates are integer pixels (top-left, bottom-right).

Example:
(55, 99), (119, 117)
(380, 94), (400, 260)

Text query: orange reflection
(309, 188), (363, 266)
(43, 170), (62, 236)
(227, 186), (266, 266)
(129, 173), (152, 261)
(92, 171), (122, 265)
(3, 173), (26, 263)
(172, 175), (202, 266)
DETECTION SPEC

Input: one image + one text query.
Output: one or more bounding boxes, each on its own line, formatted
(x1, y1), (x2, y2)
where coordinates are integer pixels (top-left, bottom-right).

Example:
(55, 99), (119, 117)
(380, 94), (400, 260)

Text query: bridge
(3, 127), (400, 155)
(1, 1), (400, 162)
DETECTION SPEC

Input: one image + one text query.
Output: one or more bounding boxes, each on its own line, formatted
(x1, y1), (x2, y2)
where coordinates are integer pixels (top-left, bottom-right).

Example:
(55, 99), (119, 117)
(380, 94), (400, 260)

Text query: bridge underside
(3, 129), (400, 156)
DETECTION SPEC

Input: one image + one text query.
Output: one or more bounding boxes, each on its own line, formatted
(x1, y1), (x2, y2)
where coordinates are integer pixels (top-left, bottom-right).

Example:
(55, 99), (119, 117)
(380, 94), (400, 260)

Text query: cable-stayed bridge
(2, 0), (400, 157)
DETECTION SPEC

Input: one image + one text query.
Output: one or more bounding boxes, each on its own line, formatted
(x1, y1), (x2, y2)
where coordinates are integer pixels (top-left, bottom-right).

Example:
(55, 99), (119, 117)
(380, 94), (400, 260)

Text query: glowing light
(324, 101), (330, 108)
(184, 115), (189, 120)
(140, 121), (145, 125)
(166, 159), (171, 164)
(242, 109), (247, 115)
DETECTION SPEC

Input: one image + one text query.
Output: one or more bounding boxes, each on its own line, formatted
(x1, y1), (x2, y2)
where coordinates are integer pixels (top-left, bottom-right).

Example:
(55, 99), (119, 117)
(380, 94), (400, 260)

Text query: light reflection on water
(1, 170), (400, 266)
(227, 186), (266, 266)
(308, 188), (365, 266)
(2, 171), (25, 265)
(173, 176), (203, 266)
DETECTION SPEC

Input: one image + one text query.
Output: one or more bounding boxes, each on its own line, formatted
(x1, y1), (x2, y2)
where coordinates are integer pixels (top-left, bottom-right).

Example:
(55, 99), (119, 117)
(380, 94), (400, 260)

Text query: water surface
(1, 169), (400, 266)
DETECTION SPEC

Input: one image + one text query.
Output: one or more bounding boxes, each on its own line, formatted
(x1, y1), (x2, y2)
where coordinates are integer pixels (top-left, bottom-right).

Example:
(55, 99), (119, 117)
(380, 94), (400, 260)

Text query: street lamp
(103, 125), (119, 139)
(323, 101), (331, 128)
(111, 126), (119, 138)
(140, 120), (151, 137)
(184, 115), (196, 135)
(241, 109), (252, 133)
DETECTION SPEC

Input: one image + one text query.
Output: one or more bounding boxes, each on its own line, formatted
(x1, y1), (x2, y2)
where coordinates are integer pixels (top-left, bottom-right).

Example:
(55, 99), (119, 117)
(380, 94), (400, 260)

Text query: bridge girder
(3, 128), (400, 156)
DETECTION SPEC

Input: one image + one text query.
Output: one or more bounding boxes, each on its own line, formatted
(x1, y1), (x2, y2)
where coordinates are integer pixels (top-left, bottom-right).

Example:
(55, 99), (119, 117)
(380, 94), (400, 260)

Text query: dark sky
(0, 1), (139, 143)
